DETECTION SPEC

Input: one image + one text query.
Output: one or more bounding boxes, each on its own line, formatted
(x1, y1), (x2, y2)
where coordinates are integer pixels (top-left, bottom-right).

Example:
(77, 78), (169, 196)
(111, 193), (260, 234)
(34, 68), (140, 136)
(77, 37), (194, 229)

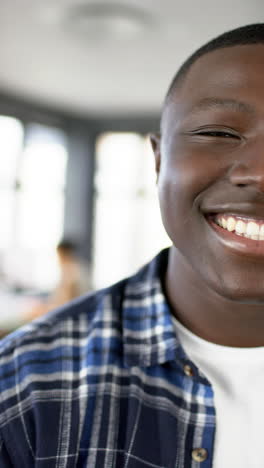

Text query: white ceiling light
(64, 3), (154, 40)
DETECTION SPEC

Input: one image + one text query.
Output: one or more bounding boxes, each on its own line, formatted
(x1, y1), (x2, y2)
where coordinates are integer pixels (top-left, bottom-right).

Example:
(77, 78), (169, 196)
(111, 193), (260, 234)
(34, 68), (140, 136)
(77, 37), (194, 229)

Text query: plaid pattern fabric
(0, 248), (216, 467)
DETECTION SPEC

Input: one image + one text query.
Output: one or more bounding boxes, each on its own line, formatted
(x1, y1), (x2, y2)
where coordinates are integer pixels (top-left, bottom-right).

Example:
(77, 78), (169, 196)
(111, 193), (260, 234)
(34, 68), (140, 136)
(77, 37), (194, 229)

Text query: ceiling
(0, 0), (263, 117)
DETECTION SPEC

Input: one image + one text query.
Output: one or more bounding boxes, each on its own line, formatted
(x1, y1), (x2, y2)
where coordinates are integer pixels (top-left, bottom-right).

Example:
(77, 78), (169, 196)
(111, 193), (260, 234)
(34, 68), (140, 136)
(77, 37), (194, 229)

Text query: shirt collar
(122, 248), (188, 368)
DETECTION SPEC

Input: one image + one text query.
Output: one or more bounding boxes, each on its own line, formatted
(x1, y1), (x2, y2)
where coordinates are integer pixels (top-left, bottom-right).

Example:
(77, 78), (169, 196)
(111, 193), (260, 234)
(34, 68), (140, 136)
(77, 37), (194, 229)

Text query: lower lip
(206, 216), (264, 257)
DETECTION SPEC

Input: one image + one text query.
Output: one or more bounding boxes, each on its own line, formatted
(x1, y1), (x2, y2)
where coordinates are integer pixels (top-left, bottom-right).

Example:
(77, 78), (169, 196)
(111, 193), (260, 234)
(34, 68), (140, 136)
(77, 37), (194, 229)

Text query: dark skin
(151, 44), (264, 347)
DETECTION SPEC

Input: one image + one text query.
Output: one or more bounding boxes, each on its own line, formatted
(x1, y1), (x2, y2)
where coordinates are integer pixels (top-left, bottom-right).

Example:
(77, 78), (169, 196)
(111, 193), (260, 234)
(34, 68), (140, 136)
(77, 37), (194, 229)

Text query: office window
(0, 120), (68, 291)
(0, 116), (24, 249)
(93, 132), (171, 288)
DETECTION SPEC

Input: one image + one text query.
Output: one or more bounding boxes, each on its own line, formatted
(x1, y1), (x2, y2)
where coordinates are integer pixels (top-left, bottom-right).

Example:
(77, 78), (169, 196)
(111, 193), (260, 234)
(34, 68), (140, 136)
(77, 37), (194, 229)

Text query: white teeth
(246, 222), (259, 237)
(227, 217), (236, 231)
(235, 220), (246, 234)
(215, 215), (264, 241)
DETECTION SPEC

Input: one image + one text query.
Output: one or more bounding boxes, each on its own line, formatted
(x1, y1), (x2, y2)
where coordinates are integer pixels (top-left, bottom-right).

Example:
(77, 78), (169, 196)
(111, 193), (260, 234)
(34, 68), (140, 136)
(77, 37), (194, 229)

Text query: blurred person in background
(2, 22), (264, 468)
(25, 239), (92, 320)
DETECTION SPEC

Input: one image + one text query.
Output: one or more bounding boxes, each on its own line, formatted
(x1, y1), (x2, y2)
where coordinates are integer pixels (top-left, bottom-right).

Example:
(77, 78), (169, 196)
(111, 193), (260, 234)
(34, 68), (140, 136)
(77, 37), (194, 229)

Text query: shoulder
(0, 248), (169, 357)
(0, 278), (128, 411)
(0, 250), (171, 465)
(0, 248), (169, 389)
(0, 276), (127, 351)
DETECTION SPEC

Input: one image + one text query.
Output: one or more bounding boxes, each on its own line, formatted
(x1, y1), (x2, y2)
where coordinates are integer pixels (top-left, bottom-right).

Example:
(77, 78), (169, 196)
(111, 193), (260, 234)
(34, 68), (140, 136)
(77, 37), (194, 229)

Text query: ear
(149, 133), (161, 179)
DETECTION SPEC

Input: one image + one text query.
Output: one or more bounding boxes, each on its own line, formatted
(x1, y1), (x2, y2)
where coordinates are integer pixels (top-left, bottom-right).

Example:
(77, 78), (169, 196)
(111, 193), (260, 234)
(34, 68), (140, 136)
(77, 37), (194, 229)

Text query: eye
(195, 130), (240, 139)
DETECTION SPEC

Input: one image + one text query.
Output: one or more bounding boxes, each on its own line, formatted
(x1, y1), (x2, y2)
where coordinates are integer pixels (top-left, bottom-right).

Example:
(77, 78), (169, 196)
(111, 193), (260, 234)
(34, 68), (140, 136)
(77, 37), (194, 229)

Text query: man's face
(152, 44), (264, 302)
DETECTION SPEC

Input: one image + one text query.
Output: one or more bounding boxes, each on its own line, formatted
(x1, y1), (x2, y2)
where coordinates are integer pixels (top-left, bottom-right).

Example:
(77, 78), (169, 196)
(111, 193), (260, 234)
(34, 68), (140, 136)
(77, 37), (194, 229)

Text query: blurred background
(0, 0), (262, 333)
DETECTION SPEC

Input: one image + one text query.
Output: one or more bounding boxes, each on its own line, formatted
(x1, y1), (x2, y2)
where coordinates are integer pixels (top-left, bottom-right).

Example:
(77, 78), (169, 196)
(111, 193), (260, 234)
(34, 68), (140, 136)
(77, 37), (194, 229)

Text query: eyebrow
(190, 97), (255, 115)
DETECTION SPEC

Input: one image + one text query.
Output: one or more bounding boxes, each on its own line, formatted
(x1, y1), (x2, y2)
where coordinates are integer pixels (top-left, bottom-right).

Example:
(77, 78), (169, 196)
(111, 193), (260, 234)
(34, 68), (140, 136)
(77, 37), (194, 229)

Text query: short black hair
(57, 239), (77, 254)
(164, 23), (264, 107)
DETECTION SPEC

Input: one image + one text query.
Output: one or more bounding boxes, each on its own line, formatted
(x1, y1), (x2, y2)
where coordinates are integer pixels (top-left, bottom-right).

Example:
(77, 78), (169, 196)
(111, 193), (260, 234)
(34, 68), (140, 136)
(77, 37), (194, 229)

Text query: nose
(228, 141), (264, 192)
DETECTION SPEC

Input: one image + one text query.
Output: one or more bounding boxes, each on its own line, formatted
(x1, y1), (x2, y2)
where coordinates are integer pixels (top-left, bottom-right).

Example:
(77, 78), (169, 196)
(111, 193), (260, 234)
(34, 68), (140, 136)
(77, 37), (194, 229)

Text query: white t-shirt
(172, 315), (264, 468)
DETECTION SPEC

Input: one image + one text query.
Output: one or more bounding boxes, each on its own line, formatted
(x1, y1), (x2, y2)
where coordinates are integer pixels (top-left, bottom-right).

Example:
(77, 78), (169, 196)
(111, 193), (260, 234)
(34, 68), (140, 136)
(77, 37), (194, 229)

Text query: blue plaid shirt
(0, 248), (215, 467)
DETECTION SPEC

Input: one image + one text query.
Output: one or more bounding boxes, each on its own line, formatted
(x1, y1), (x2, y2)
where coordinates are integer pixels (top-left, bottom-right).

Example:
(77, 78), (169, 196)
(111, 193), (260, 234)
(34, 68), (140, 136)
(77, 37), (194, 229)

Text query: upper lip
(202, 203), (264, 220)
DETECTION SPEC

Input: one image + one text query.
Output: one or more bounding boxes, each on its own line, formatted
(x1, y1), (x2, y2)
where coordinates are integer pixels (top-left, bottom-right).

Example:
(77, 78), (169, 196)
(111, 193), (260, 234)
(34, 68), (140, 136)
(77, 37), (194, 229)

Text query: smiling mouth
(209, 214), (264, 241)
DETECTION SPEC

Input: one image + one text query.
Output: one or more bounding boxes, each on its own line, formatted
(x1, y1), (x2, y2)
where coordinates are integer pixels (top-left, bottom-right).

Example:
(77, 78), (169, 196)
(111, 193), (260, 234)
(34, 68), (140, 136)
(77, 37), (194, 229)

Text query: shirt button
(192, 448), (208, 462)
(183, 364), (194, 377)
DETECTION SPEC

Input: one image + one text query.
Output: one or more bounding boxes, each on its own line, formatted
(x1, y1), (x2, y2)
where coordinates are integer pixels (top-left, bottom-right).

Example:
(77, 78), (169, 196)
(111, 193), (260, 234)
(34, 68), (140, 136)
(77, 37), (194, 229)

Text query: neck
(165, 247), (264, 347)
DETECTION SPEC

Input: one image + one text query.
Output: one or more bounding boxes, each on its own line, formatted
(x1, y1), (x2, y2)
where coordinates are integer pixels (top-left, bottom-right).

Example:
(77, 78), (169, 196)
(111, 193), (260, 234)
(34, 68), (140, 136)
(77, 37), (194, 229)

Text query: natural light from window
(0, 120), (68, 292)
(93, 132), (171, 289)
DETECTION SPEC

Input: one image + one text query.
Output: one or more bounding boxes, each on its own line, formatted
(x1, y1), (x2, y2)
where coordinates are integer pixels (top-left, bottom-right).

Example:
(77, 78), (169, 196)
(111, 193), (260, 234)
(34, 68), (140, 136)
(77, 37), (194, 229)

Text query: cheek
(161, 143), (223, 196)
(158, 150), (216, 220)
(157, 142), (228, 249)
(157, 164), (199, 247)
(157, 151), (225, 263)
